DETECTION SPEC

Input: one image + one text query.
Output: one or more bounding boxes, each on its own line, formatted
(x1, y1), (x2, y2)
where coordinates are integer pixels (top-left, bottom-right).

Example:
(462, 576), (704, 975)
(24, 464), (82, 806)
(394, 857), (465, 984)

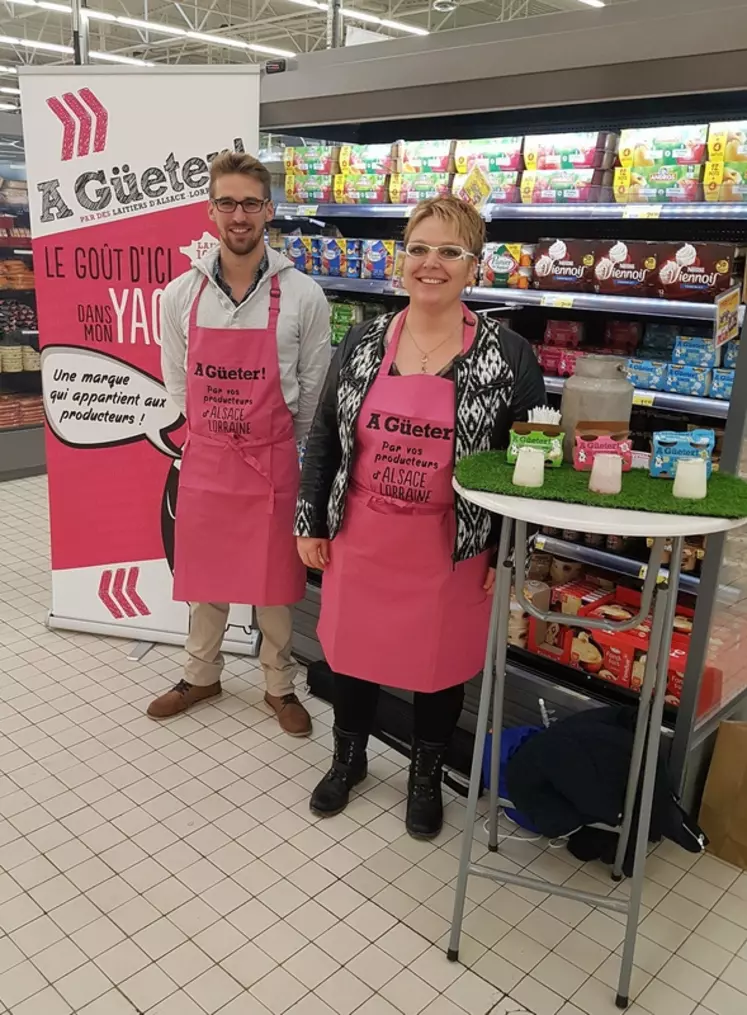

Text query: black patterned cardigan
(294, 312), (546, 563)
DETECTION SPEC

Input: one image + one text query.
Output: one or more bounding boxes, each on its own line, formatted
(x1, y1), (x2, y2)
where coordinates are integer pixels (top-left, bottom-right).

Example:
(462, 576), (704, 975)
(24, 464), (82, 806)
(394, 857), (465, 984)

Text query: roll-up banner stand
(19, 66), (261, 652)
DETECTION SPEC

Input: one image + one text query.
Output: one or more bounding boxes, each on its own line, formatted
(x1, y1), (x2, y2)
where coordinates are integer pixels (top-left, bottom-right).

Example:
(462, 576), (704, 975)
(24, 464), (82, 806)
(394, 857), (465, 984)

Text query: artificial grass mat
(455, 452), (747, 519)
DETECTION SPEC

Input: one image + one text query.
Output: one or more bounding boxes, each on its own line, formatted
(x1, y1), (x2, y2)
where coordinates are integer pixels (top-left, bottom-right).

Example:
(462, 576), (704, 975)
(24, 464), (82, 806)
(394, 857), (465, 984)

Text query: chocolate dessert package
(618, 125), (708, 167)
(655, 242), (738, 302)
(523, 132), (617, 171)
(593, 240), (658, 296)
(521, 169), (611, 204)
(453, 137), (524, 173)
(532, 239), (596, 292)
(613, 165), (703, 203)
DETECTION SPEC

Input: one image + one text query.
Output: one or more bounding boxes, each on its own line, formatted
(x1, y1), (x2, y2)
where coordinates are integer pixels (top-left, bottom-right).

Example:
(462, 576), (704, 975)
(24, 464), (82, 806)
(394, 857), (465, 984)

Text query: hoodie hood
(192, 244), (294, 281)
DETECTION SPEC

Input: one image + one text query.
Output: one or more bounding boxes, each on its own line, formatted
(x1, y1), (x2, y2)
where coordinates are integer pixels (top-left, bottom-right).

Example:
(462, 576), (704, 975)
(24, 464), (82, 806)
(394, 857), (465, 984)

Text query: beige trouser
(185, 602), (297, 697)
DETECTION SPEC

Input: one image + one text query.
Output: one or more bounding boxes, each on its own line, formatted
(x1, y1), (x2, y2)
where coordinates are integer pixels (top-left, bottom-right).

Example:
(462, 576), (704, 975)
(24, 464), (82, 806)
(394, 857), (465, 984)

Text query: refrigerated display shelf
(274, 201), (747, 222)
(533, 533), (739, 606)
(312, 274), (735, 322)
(542, 375), (730, 419)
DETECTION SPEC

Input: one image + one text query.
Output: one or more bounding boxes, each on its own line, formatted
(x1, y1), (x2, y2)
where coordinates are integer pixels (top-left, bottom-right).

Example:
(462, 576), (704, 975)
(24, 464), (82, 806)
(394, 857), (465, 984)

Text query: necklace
(404, 321), (461, 374)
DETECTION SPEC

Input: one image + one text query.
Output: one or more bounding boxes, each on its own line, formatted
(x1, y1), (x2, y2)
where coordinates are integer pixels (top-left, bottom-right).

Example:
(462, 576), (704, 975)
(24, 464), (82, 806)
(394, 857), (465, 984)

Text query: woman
(296, 196), (545, 839)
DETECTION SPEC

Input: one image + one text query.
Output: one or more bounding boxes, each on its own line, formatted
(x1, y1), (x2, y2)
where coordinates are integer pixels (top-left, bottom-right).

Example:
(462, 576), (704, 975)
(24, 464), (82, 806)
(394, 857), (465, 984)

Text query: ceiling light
(285, 0), (428, 35)
(89, 51), (155, 66)
(0, 65), (17, 73)
(432, 0), (457, 11)
(0, 102), (18, 110)
(0, 86), (20, 93)
(0, 34), (73, 54)
(578, 0), (605, 6)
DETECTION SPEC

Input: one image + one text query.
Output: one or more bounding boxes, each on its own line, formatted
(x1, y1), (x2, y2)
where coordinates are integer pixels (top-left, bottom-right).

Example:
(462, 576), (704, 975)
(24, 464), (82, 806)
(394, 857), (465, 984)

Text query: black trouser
(333, 671), (465, 744)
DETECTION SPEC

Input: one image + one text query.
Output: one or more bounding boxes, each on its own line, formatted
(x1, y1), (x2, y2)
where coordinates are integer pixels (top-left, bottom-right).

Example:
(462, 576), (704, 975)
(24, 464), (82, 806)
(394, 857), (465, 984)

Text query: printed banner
(19, 66), (259, 645)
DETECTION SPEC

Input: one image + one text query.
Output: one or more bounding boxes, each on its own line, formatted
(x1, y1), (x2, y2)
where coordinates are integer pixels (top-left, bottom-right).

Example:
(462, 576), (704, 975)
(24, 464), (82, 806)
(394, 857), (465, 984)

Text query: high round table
(447, 480), (747, 1009)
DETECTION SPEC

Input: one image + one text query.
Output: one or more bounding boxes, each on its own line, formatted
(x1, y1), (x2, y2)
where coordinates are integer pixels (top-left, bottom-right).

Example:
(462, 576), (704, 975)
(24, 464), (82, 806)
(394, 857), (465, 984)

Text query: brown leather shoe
(264, 693), (312, 737)
(147, 679), (221, 719)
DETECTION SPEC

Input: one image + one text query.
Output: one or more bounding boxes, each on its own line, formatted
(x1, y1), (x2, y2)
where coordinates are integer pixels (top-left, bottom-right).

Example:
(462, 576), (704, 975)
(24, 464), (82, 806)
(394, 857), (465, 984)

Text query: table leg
(489, 555), (512, 849)
(616, 537), (683, 1008)
(613, 541), (668, 881)
(448, 519), (513, 961)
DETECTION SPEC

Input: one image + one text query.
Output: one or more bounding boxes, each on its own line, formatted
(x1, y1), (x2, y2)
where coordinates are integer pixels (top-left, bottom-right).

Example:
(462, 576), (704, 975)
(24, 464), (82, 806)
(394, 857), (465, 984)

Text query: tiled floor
(2, 476), (747, 1015)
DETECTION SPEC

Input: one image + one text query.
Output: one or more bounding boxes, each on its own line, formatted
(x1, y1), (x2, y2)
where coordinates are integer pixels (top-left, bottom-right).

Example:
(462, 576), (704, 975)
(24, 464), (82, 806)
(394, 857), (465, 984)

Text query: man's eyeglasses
(405, 242), (476, 262)
(212, 197), (269, 215)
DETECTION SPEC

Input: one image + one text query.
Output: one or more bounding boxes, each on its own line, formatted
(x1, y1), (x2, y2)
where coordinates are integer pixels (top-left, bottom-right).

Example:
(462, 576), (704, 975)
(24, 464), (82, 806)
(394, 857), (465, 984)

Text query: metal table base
(447, 519), (683, 1010)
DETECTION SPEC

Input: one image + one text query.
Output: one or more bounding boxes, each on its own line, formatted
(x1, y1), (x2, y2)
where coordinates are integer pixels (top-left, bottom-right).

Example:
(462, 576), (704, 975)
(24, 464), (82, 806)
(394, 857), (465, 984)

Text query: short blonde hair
(404, 195), (485, 256)
(209, 151), (271, 200)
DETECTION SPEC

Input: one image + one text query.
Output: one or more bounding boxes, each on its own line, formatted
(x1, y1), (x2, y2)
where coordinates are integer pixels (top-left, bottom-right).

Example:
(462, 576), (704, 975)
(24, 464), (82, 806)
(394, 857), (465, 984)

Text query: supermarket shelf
(274, 201), (747, 222)
(542, 374), (730, 419)
(0, 288), (35, 296)
(311, 273), (733, 322)
(535, 534), (740, 606)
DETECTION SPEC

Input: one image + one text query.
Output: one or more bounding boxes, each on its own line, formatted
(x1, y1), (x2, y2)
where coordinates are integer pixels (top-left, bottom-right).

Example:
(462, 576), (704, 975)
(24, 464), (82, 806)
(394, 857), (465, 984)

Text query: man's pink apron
(318, 308), (492, 693)
(173, 274), (305, 607)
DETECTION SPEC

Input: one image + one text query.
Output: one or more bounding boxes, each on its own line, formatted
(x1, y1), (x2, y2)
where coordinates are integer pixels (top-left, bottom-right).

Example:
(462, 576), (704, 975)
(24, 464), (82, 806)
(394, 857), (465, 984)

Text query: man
(149, 152), (330, 736)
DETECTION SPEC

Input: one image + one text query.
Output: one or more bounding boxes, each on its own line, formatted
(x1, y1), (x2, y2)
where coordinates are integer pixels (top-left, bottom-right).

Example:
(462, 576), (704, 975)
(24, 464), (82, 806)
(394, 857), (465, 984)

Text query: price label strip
(540, 294), (575, 309)
(622, 205), (662, 220)
(637, 563), (670, 585)
(632, 391), (656, 407)
(295, 205), (320, 218)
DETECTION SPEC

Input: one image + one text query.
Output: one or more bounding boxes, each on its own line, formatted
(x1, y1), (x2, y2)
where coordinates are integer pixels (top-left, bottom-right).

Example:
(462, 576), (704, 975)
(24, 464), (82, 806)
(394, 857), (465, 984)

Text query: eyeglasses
(212, 197), (269, 215)
(405, 242), (476, 262)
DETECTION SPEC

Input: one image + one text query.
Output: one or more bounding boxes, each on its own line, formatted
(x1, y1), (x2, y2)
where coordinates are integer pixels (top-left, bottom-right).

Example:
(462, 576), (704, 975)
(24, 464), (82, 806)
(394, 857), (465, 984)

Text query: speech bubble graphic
(42, 345), (182, 457)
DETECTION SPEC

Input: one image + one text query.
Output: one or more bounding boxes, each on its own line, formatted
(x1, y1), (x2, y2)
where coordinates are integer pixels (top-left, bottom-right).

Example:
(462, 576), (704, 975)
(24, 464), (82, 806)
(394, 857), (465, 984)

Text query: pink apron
(173, 274), (305, 607)
(318, 308), (492, 692)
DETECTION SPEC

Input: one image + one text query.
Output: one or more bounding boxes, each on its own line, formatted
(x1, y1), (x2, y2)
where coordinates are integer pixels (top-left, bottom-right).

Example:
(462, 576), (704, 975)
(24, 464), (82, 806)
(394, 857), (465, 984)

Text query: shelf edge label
(540, 294), (574, 309)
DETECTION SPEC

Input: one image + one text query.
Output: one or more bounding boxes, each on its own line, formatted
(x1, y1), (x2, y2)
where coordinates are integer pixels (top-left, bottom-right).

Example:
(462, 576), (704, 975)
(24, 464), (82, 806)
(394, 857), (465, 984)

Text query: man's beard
(222, 228), (262, 256)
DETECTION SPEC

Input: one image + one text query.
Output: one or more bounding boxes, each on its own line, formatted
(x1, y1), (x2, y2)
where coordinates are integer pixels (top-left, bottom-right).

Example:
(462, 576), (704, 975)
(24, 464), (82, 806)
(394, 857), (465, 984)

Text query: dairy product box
(453, 170), (520, 204)
(333, 174), (390, 205)
(523, 132), (617, 171)
(593, 240), (657, 297)
(642, 323), (678, 358)
(672, 334), (721, 369)
(613, 165), (702, 204)
(283, 146), (339, 175)
(707, 121), (747, 163)
(389, 173), (452, 204)
(360, 239), (396, 280)
(479, 243), (535, 289)
(650, 428), (715, 477)
(337, 144), (397, 176)
(398, 139), (455, 174)
(703, 161), (747, 202)
(711, 368), (735, 400)
(603, 320), (642, 355)
(535, 345), (564, 375)
(655, 242), (738, 302)
(283, 235), (314, 273)
(319, 238), (362, 278)
(664, 364), (711, 397)
(723, 339), (740, 368)
(544, 319), (584, 347)
(625, 358), (668, 391)
(557, 349), (585, 378)
(618, 125), (708, 167)
(285, 175), (334, 204)
(521, 169), (612, 204)
(533, 239), (596, 291)
(453, 137), (524, 173)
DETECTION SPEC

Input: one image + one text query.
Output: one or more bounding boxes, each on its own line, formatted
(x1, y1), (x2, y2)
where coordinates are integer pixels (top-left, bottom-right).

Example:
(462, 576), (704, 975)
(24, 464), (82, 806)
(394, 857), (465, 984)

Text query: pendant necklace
(404, 322), (459, 374)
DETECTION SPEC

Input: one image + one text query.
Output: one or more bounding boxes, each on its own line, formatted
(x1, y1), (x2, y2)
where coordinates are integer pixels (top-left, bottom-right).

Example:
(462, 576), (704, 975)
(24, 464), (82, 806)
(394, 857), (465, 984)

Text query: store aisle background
(2, 476), (747, 1015)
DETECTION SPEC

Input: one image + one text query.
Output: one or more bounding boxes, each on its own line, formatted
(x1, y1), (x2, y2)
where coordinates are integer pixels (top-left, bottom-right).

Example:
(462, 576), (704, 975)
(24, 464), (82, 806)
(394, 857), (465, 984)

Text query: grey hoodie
(160, 245), (331, 441)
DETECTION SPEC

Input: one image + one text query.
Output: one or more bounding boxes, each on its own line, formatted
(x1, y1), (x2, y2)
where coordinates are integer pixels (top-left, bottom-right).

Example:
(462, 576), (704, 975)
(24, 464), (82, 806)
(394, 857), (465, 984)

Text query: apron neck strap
(188, 275), (210, 332)
(268, 274), (282, 326)
(462, 305), (478, 355)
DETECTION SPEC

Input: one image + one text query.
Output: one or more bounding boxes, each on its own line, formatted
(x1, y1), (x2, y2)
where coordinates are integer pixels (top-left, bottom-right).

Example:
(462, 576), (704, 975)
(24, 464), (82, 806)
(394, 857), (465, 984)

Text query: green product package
(507, 424), (564, 468)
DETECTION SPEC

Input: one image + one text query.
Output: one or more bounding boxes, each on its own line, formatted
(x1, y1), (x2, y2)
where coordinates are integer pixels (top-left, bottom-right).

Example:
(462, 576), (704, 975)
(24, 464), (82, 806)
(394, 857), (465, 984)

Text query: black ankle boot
(406, 740), (447, 839)
(310, 727), (368, 817)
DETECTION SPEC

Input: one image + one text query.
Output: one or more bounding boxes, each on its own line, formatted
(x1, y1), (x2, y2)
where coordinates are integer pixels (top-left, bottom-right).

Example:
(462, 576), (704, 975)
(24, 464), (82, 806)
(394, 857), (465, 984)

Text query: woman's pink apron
(173, 274), (305, 607)
(318, 308), (492, 693)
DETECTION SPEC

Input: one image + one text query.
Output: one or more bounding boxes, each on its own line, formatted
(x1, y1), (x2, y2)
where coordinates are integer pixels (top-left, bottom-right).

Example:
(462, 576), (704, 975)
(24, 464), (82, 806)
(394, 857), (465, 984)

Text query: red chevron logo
(47, 88), (109, 161)
(98, 566), (151, 620)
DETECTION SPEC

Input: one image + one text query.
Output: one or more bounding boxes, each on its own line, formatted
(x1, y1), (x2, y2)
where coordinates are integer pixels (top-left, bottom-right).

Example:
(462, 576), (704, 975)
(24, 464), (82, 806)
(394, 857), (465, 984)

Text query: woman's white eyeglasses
(405, 242), (476, 262)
